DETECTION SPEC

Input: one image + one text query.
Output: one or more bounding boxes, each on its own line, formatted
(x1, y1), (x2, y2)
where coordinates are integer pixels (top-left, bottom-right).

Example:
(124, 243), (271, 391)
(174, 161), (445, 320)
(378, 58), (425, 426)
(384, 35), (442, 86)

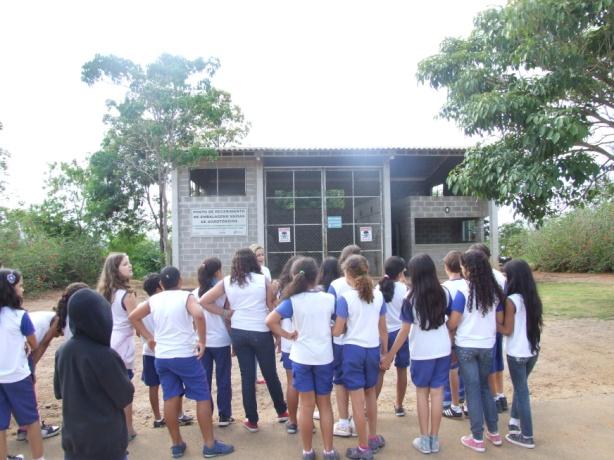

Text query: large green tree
(417, 0), (613, 221)
(82, 54), (249, 261)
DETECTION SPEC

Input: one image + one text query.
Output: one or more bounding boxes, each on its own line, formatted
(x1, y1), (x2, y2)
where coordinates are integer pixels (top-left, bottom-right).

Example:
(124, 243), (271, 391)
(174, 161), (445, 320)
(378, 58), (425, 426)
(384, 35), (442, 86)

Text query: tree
(0, 121), (9, 195)
(82, 54), (249, 261)
(417, 0), (613, 222)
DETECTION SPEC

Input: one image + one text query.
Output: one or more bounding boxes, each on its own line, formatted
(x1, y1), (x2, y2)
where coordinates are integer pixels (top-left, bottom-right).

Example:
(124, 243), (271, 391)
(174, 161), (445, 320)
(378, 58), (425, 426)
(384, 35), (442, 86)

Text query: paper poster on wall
(359, 226), (373, 242)
(327, 216), (342, 228)
(278, 227), (291, 243)
(191, 208), (247, 236)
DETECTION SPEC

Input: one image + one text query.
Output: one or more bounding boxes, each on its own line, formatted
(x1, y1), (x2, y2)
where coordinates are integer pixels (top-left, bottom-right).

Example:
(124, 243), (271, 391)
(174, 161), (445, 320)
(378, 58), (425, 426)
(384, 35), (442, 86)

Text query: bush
(525, 202), (614, 272)
(108, 232), (164, 278)
(499, 222), (530, 258)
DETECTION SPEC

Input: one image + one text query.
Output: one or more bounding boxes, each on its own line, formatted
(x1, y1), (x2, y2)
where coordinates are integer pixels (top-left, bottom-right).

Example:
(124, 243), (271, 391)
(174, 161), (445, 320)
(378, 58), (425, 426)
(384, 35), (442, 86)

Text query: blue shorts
(387, 330), (410, 368)
(142, 355), (160, 387)
(490, 333), (504, 373)
(0, 377), (39, 430)
(155, 356), (211, 402)
(292, 361), (334, 395)
(411, 355), (452, 389)
(126, 368), (134, 381)
(280, 352), (293, 370)
(332, 343), (344, 385)
(342, 344), (380, 391)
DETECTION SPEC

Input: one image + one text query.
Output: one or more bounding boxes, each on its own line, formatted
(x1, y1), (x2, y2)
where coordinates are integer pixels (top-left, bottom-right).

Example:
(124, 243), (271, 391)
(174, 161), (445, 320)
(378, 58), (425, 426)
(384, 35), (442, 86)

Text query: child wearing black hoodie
(54, 288), (134, 460)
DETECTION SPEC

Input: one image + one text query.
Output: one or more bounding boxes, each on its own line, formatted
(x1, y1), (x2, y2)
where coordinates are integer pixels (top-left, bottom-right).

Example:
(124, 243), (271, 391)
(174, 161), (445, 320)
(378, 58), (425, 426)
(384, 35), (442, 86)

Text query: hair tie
(384, 274), (390, 279)
(6, 272), (16, 285)
(298, 270), (305, 276)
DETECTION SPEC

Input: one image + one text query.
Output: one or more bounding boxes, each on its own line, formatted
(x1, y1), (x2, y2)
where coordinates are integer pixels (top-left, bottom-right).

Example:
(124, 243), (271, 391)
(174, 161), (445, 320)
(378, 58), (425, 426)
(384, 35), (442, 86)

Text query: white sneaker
(333, 421), (352, 437)
(313, 410), (320, 420)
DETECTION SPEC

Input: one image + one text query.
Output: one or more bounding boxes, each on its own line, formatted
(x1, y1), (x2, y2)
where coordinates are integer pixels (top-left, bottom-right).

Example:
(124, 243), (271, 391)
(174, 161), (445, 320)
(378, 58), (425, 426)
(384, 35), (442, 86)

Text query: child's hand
(380, 353), (392, 371)
(147, 338), (156, 351)
(275, 336), (281, 353)
(50, 316), (62, 338)
(195, 341), (205, 359)
(286, 330), (298, 341)
(231, 346), (237, 357)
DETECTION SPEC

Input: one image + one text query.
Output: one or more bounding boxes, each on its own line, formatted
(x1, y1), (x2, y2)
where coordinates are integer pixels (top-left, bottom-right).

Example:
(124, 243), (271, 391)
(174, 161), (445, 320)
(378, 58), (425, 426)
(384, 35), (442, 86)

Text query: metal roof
(216, 147), (465, 157)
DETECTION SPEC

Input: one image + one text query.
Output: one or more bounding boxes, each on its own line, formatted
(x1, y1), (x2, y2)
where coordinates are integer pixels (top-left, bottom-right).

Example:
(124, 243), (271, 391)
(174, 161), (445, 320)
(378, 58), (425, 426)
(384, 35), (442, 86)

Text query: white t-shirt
(336, 289), (386, 348)
(493, 269), (506, 290)
(442, 278), (467, 303)
(377, 281), (407, 333)
(451, 283), (501, 349)
(141, 315), (156, 357)
(506, 293), (536, 358)
(110, 289), (135, 369)
(149, 290), (197, 359)
(261, 265), (272, 282)
(193, 287), (231, 348)
(30, 311), (56, 345)
(0, 308), (34, 383)
(401, 291), (451, 360)
(224, 273), (269, 332)
(328, 277), (352, 345)
(276, 291), (335, 365)
(63, 316), (73, 340)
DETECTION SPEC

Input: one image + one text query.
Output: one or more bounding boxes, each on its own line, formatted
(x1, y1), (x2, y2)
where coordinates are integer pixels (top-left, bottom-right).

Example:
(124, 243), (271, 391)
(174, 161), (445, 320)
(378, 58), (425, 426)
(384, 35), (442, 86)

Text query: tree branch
(577, 141), (614, 161)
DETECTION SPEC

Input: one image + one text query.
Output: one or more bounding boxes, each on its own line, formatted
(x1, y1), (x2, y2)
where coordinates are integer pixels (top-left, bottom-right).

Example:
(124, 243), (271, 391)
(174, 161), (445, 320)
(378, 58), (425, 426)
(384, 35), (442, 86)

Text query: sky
(0, 0), (512, 221)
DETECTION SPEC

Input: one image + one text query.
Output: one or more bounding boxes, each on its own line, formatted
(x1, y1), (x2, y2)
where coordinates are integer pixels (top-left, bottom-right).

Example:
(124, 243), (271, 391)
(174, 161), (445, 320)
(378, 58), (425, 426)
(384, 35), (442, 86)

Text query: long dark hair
(504, 259), (543, 354)
(378, 256), (405, 303)
(54, 282), (89, 331)
(403, 254), (446, 330)
(277, 255), (302, 296)
(461, 250), (505, 316)
(317, 257), (340, 292)
(198, 257), (222, 297)
(344, 255), (373, 303)
(280, 257), (318, 301)
(0, 269), (23, 309)
(230, 248), (262, 287)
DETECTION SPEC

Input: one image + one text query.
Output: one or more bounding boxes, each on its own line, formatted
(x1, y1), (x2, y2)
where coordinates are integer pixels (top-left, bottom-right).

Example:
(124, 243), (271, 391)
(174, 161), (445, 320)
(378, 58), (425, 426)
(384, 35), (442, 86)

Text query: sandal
(443, 405), (463, 418)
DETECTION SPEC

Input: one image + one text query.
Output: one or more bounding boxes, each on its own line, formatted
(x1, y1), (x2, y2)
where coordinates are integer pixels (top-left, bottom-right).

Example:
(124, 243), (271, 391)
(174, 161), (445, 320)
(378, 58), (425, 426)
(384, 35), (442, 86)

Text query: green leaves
(418, 0), (614, 222)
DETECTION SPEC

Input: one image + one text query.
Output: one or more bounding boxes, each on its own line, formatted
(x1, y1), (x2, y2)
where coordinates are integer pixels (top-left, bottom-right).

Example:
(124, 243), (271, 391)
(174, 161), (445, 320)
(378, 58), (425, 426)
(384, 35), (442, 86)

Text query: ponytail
(378, 256), (405, 302)
(198, 257), (222, 297)
(280, 257), (318, 301)
(344, 255), (374, 303)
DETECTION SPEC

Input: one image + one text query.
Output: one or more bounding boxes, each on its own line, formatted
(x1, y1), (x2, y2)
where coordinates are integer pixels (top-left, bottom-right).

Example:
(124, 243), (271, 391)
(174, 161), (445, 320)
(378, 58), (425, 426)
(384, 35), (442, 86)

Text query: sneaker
(178, 414), (194, 426)
(349, 417), (358, 437)
(368, 434), (385, 452)
(462, 403), (468, 416)
(485, 431), (502, 446)
(8, 455), (25, 460)
(345, 446), (374, 460)
(242, 419), (259, 433)
(286, 422), (298, 434)
(277, 411), (289, 423)
(323, 449), (341, 460)
(505, 433), (535, 449)
(412, 436), (431, 454)
(394, 406), (406, 417)
(500, 396), (508, 411)
(16, 429), (27, 442)
(508, 423), (521, 434)
(154, 418), (167, 428)
(171, 441), (187, 458)
(303, 450), (316, 460)
(430, 435), (440, 453)
(333, 421), (352, 437)
(203, 439), (234, 457)
(40, 421), (61, 439)
(256, 378), (266, 384)
(218, 416), (235, 427)
(460, 435), (485, 453)
(313, 410), (321, 420)
(442, 405), (463, 418)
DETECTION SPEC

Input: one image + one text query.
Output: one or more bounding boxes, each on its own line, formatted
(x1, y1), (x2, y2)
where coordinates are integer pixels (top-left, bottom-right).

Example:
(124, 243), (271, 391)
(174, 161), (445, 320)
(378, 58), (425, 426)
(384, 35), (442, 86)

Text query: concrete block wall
(176, 157), (259, 282)
(414, 243), (475, 277)
(409, 196), (488, 219)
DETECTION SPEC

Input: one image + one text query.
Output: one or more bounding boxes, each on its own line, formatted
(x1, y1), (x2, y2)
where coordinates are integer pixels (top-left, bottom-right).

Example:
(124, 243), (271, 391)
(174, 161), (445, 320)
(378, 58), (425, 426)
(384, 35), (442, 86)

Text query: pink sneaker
(461, 435), (485, 453)
(486, 431), (502, 446)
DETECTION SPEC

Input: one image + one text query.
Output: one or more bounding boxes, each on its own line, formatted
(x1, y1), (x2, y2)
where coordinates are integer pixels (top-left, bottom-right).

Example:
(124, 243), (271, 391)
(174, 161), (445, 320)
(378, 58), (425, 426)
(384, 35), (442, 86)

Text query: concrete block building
(172, 147), (498, 280)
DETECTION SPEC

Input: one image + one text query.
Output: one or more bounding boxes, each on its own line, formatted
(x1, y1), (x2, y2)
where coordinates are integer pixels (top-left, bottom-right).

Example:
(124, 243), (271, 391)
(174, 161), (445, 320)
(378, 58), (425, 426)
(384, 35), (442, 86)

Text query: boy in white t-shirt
(130, 267), (233, 458)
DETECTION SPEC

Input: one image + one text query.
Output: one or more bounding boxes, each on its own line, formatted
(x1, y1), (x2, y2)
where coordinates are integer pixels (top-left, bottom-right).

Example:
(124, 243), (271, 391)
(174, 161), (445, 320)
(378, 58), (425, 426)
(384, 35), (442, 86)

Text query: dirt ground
(8, 273), (614, 458)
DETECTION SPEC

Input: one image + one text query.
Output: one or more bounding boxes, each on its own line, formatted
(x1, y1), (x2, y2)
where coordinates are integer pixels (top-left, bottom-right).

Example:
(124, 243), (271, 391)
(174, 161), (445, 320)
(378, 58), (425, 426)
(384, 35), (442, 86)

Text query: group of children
(0, 241), (543, 460)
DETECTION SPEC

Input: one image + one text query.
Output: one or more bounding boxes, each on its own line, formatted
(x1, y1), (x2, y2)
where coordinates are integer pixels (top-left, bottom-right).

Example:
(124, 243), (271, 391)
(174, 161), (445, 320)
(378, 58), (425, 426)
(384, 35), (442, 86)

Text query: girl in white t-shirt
(97, 252), (138, 440)
(375, 256), (409, 417)
(195, 257), (234, 427)
(266, 257), (340, 460)
(0, 269), (45, 460)
(498, 259), (543, 449)
(381, 254), (451, 455)
(447, 250), (505, 453)
(333, 255), (387, 459)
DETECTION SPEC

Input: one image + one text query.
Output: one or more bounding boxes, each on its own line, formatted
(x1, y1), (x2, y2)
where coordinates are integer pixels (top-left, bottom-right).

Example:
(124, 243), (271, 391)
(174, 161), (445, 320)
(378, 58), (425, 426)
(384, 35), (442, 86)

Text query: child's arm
(265, 278), (276, 311)
(122, 291), (137, 314)
(378, 314), (388, 355)
(96, 353), (135, 410)
(332, 295), (348, 337)
(381, 322), (410, 370)
(497, 298), (516, 336)
(199, 280), (232, 318)
(265, 309), (298, 341)
(332, 317), (346, 337)
(129, 301), (154, 350)
(187, 294), (206, 359)
(30, 316), (61, 365)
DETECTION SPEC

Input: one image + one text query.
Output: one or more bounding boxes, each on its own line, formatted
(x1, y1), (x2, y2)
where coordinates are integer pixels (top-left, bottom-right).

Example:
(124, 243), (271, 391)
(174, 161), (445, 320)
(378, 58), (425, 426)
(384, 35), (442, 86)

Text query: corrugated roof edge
(216, 147), (466, 156)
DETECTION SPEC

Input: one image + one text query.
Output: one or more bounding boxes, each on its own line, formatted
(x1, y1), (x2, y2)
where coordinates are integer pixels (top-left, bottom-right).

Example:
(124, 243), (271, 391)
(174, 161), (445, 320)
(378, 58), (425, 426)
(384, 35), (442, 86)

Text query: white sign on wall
(359, 226), (373, 242)
(278, 227), (291, 243)
(192, 208), (248, 236)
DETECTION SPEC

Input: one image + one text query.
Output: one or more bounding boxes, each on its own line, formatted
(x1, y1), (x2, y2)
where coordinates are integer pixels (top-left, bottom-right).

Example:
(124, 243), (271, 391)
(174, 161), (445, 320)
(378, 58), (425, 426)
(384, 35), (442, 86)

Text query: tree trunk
(158, 173), (170, 265)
